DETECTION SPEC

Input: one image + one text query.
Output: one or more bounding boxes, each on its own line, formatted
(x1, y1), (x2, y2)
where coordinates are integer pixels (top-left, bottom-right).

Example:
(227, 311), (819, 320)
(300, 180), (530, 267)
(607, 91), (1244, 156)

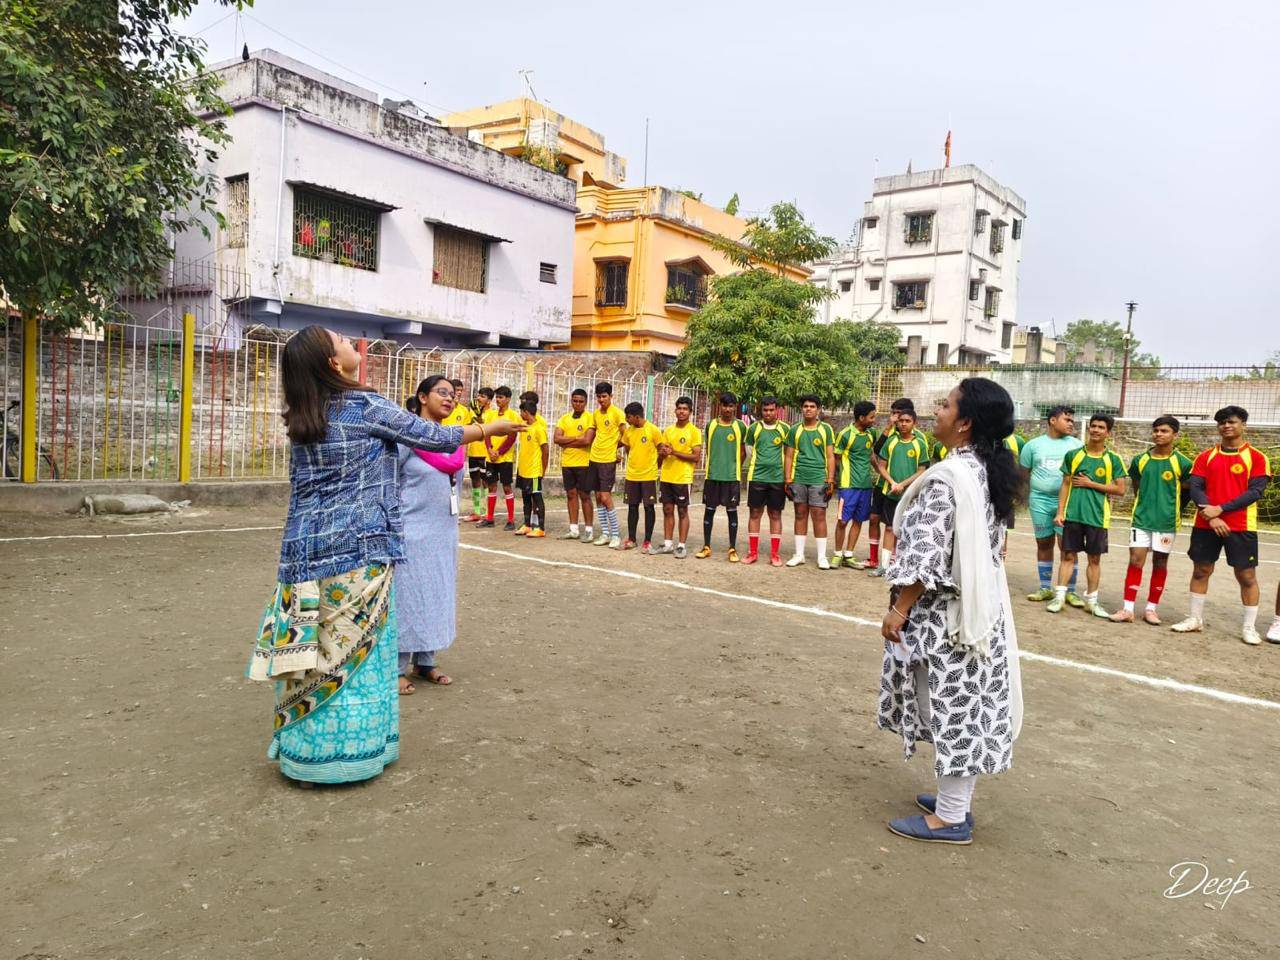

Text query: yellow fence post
(20, 316), (37, 483)
(178, 312), (195, 483)
(524, 359), (535, 392)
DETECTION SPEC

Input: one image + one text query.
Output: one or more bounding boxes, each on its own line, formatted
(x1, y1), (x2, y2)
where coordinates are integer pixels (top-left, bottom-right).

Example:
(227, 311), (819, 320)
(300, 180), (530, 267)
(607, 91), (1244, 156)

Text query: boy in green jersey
(743, 396), (790, 565)
(783, 395), (837, 569)
(1110, 415), (1194, 624)
(698, 392), (747, 562)
(868, 408), (931, 577)
(831, 400), (877, 568)
(1049, 413), (1127, 616)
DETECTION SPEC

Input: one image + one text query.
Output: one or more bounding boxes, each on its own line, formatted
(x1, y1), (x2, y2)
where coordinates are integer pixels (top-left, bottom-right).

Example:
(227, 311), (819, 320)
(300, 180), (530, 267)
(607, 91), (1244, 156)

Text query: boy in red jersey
(1170, 406), (1272, 644)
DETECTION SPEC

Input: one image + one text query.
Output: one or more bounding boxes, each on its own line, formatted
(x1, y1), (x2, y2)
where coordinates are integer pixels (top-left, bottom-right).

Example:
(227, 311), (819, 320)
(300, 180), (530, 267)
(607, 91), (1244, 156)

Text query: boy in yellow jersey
(478, 386), (522, 530)
(554, 388), (597, 542)
(1048, 413), (1127, 617)
(515, 400), (549, 537)
(463, 386), (494, 521)
(619, 401), (664, 552)
(698, 391), (748, 562)
(658, 396), (703, 559)
(783, 394), (837, 569)
(743, 396), (789, 565)
(831, 401), (877, 568)
(587, 381), (627, 548)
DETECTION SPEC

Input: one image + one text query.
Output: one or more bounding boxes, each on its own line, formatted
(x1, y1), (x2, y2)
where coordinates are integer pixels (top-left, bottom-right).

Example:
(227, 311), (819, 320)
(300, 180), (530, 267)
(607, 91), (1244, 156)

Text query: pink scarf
(414, 432), (466, 475)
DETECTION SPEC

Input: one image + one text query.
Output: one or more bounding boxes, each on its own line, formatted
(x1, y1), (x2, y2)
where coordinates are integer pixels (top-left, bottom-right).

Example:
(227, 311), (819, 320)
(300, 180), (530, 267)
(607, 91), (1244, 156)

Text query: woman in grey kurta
(397, 375), (466, 693)
(877, 378), (1024, 845)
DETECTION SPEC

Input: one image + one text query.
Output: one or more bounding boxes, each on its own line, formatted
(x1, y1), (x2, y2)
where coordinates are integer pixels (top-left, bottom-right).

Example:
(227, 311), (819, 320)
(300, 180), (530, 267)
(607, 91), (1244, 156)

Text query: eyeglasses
(430, 389), (456, 400)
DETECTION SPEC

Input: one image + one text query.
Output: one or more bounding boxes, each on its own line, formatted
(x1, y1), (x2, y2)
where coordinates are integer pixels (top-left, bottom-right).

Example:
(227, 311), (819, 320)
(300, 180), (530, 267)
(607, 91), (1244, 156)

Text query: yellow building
(445, 98), (809, 356)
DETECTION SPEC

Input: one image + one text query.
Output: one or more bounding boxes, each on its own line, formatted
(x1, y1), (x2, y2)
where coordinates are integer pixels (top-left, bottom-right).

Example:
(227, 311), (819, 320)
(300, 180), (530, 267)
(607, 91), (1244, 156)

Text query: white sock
(585, 525), (594, 537)
(1146, 601), (1159, 612)
(1188, 593), (1206, 621)
(1243, 606), (1259, 631)
(677, 541), (686, 549)
(569, 523), (579, 535)
(663, 539), (672, 548)
(1123, 599), (1135, 613)
(1054, 585), (1067, 601)
(1085, 591), (1098, 605)
(817, 541), (828, 562)
(794, 535), (806, 557)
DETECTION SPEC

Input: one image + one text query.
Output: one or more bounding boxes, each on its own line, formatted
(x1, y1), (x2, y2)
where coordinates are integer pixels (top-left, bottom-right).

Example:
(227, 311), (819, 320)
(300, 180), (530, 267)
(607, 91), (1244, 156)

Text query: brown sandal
(398, 676), (417, 696)
(413, 667), (452, 686)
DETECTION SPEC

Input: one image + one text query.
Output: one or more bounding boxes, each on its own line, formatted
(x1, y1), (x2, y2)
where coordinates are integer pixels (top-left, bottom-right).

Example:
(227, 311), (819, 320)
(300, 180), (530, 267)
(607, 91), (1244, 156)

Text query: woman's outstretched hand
(487, 420), (526, 437)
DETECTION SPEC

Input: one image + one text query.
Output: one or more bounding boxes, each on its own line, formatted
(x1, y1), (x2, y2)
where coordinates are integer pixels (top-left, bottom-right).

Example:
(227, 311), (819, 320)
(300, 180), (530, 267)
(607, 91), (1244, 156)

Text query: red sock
(770, 534), (781, 559)
(1123, 563), (1143, 603)
(486, 494), (496, 521)
(869, 539), (880, 565)
(1147, 566), (1168, 606)
(505, 495), (515, 523)
(748, 533), (760, 556)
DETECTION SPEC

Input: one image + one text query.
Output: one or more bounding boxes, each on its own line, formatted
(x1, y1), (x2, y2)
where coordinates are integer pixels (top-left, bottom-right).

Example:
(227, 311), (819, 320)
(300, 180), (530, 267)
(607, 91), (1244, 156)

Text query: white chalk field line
(2, 522), (1277, 711)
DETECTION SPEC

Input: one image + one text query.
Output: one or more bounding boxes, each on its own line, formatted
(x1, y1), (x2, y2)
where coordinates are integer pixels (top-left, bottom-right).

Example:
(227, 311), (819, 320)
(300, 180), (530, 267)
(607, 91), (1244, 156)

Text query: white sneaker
(817, 557), (831, 570)
(674, 544), (687, 559)
(559, 529), (580, 540)
(785, 555), (805, 567)
(1170, 617), (1204, 633)
(659, 543), (675, 555)
(1267, 621), (1280, 644)
(592, 533), (611, 546)
(1242, 627), (1263, 646)
(608, 536), (621, 549)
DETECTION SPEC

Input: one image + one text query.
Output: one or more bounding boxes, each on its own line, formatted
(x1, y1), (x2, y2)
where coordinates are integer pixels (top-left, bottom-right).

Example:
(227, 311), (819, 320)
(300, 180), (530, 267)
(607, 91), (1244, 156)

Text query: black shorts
(880, 496), (899, 527)
(625, 479), (657, 504)
(870, 487), (887, 519)
(516, 475), (542, 494)
(485, 461), (514, 486)
(585, 460), (616, 493)
(468, 456), (487, 480)
(703, 479), (742, 509)
(747, 481), (787, 512)
(1187, 526), (1259, 570)
(562, 465), (589, 492)
(660, 482), (691, 505)
(1061, 520), (1109, 556)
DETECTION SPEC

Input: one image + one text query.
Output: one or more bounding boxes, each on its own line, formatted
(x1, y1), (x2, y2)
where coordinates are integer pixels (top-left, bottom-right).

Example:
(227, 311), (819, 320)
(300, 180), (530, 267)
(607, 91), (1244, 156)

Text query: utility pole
(1118, 300), (1138, 416)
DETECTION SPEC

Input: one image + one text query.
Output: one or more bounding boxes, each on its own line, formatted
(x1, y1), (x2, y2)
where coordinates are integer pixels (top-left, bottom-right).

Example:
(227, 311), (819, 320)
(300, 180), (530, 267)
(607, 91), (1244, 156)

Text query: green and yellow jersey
(834, 425), (875, 489)
(705, 418), (747, 482)
(744, 420), (789, 484)
(880, 433), (931, 499)
(1129, 451), (1194, 533)
(785, 421), (837, 485)
(1061, 447), (1127, 528)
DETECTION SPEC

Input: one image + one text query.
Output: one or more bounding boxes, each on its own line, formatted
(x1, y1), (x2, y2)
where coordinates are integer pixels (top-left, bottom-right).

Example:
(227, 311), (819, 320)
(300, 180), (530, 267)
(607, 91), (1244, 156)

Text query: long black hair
(955, 377), (1023, 524)
(280, 325), (370, 444)
(405, 374), (448, 418)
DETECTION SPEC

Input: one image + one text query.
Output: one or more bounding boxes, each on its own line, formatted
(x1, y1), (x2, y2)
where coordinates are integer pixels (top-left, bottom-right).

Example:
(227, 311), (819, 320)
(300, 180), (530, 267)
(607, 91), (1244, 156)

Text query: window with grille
(432, 225), (488, 293)
(1001, 322), (1014, 349)
(904, 212), (933, 244)
(839, 280), (852, 293)
(225, 175), (248, 248)
(969, 279), (981, 301)
(863, 216), (878, 230)
(894, 281), (928, 309)
(989, 221), (1007, 256)
(595, 261), (628, 307)
(868, 278), (881, 291)
(1012, 218), (1023, 240)
(292, 188), (379, 270)
(974, 210), (988, 235)
(666, 265), (708, 309)
(539, 262), (557, 284)
(984, 287), (1001, 318)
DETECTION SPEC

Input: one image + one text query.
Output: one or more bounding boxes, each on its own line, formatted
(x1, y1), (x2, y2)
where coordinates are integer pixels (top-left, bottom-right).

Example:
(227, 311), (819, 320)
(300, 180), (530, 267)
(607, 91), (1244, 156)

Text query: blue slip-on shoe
(888, 813), (973, 845)
(915, 794), (975, 828)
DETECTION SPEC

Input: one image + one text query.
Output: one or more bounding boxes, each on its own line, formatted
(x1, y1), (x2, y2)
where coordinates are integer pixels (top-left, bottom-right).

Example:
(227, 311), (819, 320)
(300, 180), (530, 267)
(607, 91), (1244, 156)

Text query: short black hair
(1046, 404), (1074, 420)
(760, 396), (778, 408)
(624, 401), (644, 417)
(1152, 415), (1181, 432)
(853, 400), (876, 419)
(519, 400), (537, 415)
(1214, 405), (1249, 424)
(594, 381), (612, 396)
(890, 397), (914, 413)
(571, 388), (588, 399)
(449, 378), (463, 390)
(1089, 412), (1115, 431)
(495, 385), (512, 398)
(896, 408), (918, 423)
(478, 387), (495, 399)
(799, 394), (821, 406)
(718, 391), (738, 406)
(520, 390), (539, 403)
(675, 396), (693, 408)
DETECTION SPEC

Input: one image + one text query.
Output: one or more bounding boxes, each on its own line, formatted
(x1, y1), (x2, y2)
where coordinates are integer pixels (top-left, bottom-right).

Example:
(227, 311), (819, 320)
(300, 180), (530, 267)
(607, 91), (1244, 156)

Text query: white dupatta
(893, 452), (1024, 740)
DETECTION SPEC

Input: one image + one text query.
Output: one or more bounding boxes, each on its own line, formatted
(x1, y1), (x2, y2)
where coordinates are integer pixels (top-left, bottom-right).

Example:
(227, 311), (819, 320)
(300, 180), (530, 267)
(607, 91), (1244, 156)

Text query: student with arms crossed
(1170, 406), (1273, 645)
(658, 396), (702, 558)
(1110, 416), (1194, 624)
(743, 396), (790, 566)
(1047, 413), (1126, 617)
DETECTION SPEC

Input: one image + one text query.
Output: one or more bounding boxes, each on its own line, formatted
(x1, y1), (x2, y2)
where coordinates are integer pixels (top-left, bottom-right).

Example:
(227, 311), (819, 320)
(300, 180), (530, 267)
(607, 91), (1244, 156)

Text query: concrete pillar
(1024, 328), (1043, 365)
(936, 343), (949, 366)
(1054, 342), (1068, 363)
(1081, 339), (1097, 364)
(907, 335), (923, 367)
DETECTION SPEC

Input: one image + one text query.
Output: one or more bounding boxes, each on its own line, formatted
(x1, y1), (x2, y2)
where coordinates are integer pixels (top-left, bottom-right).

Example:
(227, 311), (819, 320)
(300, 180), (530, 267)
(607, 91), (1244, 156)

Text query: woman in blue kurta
(397, 375), (467, 694)
(248, 326), (522, 784)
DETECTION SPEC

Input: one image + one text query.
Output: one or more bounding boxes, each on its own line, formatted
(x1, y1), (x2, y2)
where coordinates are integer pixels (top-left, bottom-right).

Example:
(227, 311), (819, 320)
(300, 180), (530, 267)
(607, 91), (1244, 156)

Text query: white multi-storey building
(811, 164), (1026, 365)
(174, 50), (576, 348)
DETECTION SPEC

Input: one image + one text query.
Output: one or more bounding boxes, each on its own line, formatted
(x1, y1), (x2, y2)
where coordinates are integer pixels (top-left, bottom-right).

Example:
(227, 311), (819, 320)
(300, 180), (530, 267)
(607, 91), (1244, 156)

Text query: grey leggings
(399, 650), (436, 674)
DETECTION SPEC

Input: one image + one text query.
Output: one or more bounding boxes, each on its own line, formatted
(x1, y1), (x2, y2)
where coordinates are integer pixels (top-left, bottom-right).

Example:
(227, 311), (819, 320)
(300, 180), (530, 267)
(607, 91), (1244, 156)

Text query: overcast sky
(182, 0), (1278, 365)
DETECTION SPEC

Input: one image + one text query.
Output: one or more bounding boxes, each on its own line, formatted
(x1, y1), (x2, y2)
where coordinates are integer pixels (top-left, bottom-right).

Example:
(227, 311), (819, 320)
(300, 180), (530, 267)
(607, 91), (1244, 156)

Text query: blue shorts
(1029, 494), (1062, 540)
(838, 487), (873, 523)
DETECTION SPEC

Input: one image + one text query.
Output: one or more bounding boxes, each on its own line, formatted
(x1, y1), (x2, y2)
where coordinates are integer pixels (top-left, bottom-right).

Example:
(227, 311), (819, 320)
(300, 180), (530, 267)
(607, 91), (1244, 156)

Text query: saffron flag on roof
(944, 130), (952, 168)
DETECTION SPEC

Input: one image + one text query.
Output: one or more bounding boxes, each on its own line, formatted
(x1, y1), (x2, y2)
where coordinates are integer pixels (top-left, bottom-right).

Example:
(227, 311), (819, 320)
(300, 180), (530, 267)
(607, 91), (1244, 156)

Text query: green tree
(846, 319), (904, 366)
(0, 0), (248, 330)
(1060, 318), (1161, 375)
(675, 188), (703, 202)
(723, 192), (740, 216)
(715, 201), (837, 275)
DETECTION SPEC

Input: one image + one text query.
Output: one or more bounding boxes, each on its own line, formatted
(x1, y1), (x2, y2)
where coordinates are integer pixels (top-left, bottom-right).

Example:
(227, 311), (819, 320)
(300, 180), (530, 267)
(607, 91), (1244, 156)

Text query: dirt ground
(3, 499), (1279, 960)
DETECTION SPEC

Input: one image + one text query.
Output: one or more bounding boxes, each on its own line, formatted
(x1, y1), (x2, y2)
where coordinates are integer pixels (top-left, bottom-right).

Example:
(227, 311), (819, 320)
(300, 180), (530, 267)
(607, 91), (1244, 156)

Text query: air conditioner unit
(527, 117), (559, 150)
(979, 268), (988, 281)
(467, 129), (484, 145)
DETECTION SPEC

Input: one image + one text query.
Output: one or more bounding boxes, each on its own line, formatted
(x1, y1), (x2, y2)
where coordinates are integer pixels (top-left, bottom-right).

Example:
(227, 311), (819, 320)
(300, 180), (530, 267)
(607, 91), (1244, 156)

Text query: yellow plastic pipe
(20, 316), (37, 482)
(178, 312), (194, 482)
